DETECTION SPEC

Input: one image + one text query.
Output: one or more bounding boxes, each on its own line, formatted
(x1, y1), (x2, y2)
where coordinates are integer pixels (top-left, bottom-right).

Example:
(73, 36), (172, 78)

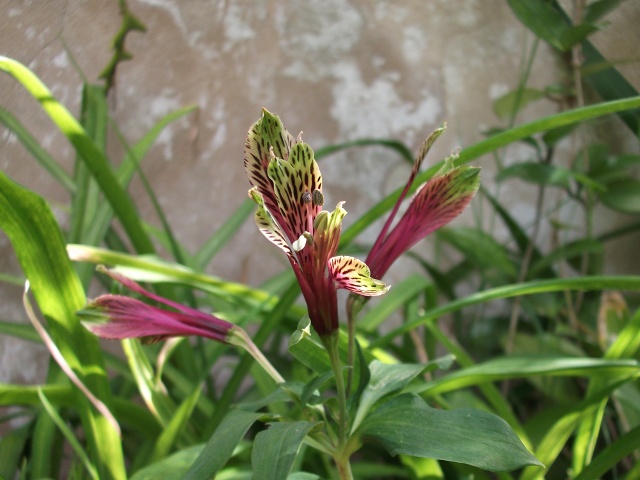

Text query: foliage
(1, 1), (640, 479)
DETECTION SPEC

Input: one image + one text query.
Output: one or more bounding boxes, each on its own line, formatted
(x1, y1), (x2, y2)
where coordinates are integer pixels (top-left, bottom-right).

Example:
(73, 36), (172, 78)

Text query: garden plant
(1, 1), (640, 479)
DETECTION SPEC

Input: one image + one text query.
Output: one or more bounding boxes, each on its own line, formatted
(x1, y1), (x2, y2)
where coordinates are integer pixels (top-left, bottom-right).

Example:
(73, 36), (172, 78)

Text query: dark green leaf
(183, 410), (263, 480)
(600, 179), (640, 213)
(252, 421), (318, 480)
(584, 0), (625, 23)
(352, 358), (453, 432)
(508, 0), (573, 51)
(358, 394), (541, 471)
(528, 239), (603, 278)
(131, 445), (203, 480)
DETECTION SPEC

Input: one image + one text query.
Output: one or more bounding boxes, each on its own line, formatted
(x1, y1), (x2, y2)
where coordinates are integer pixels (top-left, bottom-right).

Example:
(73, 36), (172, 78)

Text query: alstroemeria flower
(365, 126), (480, 280)
(245, 109), (389, 336)
(79, 266), (236, 344)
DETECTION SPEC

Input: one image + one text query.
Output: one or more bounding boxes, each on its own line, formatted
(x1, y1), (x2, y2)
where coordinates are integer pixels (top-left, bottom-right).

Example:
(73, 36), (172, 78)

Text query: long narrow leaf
(38, 389), (99, 480)
(0, 171), (125, 479)
(413, 356), (639, 396)
(342, 96), (640, 246)
(0, 107), (75, 191)
(373, 276), (640, 346)
(0, 55), (154, 254)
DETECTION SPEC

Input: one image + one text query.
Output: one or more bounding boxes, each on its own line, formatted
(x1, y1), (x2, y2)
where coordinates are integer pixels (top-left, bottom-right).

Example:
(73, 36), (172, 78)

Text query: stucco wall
(1, 0), (639, 386)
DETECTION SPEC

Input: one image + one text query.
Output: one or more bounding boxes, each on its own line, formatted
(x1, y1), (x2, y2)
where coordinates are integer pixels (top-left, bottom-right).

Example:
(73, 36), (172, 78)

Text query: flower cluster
(79, 109), (479, 349)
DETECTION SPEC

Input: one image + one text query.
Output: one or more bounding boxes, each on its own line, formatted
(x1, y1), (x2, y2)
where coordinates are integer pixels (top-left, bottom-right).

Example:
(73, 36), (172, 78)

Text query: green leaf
(0, 55), (154, 255)
(358, 394), (541, 471)
(600, 179), (640, 213)
(413, 356), (639, 396)
(357, 275), (431, 332)
(582, 42), (640, 134)
(0, 107), (75, 192)
(373, 276), (640, 346)
(149, 384), (202, 463)
(507, 0), (597, 51)
(497, 162), (573, 188)
(0, 423), (30, 480)
(520, 377), (631, 480)
(131, 445), (203, 480)
(493, 88), (545, 121)
(194, 199), (255, 269)
(584, 0), (625, 23)
(573, 424), (640, 480)
(252, 421), (318, 480)
(0, 172), (125, 479)
(38, 390), (99, 480)
(351, 358), (453, 433)
(315, 138), (413, 163)
(341, 95), (640, 247)
(437, 227), (517, 281)
(183, 410), (263, 480)
(528, 239), (604, 278)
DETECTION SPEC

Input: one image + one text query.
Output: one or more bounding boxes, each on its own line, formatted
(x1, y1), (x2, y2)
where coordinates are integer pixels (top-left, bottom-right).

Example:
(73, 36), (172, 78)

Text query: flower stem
(321, 332), (353, 480)
(227, 327), (285, 384)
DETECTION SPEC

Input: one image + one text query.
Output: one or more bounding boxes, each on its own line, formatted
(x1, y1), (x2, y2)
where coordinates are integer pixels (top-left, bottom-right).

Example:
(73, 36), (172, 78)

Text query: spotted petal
(267, 141), (322, 240)
(328, 255), (390, 297)
(244, 109), (296, 217)
(367, 162), (480, 278)
(249, 187), (293, 258)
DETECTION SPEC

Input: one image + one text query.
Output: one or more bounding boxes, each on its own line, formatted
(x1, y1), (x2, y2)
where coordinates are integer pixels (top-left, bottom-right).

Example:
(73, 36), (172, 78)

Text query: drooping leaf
(358, 394), (542, 471)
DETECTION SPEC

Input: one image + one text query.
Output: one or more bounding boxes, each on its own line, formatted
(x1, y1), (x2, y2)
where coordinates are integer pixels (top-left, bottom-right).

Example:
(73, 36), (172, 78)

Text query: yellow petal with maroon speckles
(328, 255), (390, 296)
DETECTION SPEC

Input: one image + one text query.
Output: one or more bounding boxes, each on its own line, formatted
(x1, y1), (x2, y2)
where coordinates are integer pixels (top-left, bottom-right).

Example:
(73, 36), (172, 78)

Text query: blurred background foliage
(1, 0), (640, 479)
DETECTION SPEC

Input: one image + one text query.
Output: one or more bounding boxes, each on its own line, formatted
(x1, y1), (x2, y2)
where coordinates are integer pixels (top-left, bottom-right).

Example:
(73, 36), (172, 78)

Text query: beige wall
(1, 1), (639, 385)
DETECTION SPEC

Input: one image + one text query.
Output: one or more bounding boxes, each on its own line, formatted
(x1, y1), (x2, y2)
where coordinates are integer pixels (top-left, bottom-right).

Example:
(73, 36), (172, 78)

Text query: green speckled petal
(267, 141), (322, 241)
(248, 187), (292, 258)
(244, 109), (296, 217)
(328, 256), (390, 296)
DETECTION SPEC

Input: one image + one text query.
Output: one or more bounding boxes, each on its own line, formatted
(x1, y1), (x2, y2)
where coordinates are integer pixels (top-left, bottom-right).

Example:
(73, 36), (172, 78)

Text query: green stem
(227, 328), (285, 384)
(321, 332), (353, 480)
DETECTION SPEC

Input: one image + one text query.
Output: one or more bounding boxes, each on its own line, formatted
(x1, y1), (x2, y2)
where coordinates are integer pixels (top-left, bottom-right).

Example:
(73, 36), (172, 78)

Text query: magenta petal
(98, 267), (221, 322)
(80, 295), (233, 343)
(367, 165), (480, 278)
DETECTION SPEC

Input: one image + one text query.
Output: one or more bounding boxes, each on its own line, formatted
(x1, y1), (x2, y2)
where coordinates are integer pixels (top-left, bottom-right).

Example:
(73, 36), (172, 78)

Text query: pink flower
(365, 126), (480, 280)
(245, 109), (389, 336)
(79, 267), (235, 344)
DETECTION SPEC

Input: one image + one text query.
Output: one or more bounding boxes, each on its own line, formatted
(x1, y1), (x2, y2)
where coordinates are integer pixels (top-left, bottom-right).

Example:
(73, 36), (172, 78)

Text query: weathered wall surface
(1, 1), (639, 385)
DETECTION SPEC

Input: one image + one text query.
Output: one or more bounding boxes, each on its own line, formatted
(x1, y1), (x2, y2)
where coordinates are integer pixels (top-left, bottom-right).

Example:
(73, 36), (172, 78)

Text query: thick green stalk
(321, 333), (353, 480)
